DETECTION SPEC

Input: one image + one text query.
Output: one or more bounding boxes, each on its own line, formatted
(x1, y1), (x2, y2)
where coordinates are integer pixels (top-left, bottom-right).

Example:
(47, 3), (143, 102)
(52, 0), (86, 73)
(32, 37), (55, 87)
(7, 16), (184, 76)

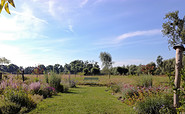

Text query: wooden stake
(173, 44), (184, 108)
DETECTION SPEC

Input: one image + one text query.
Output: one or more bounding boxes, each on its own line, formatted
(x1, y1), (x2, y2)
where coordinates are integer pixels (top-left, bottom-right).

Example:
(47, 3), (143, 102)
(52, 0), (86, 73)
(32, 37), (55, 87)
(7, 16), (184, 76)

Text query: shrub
(111, 84), (121, 93)
(49, 73), (63, 92)
(29, 82), (41, 94)
(44, 74), (49, 83)
(137, 75), (152, 87)
(3, 88), (36, 112)
(121, 83), (138, 99)
(30, 94), (43, 104)
(135, 95), (175, 114)
(0, 101), (21, 114)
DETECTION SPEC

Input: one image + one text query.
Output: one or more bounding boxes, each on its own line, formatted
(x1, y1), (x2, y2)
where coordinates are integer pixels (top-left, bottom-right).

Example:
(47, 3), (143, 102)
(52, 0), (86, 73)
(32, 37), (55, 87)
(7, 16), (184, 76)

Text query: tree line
(0, 55), (183, 76)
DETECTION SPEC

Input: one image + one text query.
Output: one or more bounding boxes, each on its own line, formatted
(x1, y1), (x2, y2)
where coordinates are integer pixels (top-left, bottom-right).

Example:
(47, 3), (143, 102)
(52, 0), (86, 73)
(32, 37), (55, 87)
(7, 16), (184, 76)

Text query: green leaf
(8, 0), (15, 7)
(4, 3), (10, 14)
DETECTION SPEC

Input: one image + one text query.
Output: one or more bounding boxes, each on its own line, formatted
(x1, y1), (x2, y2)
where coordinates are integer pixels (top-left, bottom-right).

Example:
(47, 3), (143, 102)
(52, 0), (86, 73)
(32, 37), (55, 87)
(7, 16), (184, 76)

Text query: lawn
(29, 86), (134, 114)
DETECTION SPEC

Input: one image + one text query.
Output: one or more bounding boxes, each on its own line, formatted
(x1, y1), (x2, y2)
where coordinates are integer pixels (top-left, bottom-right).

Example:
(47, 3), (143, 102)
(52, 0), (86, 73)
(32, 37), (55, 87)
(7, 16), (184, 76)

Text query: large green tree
(99, 52), (113, 78)
(162, 11), (185, 47)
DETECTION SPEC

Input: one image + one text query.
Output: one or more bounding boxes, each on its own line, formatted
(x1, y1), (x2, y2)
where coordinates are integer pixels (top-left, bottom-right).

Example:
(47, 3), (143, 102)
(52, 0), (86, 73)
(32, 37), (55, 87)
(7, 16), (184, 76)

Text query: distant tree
(64, 64), (71, 74)
(54, 64), (60, 74)
(141, 62), (156, 75)
(0, 0), (15, 14)
(46, 65), (54, 72)
(162, 10), (185, 47)
(0, 57), (10, 65)
(136, 64), (142, 76)
(99, 52), (113, 78)
(24, 66), (34, 74)
(117, 67), (124, 75)
(91, 67), (100, 75)
(83, 68), (89, 75)
(129, 65), (137, 75)
(0, 65), (8, 72)
(70, 60), (84, 75)
(7, 64), (19, 74)
(59, 65), (64, 73)
(162, 58), (175, 74)
(38, 64), (46, 74)
(156, 55), (163, 68)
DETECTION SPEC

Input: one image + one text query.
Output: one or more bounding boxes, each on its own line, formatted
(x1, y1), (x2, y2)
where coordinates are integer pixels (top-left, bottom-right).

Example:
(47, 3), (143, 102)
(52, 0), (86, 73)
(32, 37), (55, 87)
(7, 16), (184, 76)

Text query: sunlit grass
(29, 86), (134, 114)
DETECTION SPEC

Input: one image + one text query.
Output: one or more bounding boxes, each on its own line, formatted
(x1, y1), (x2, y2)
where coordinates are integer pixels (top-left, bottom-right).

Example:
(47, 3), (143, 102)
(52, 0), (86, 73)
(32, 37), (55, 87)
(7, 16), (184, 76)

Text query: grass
(11, 74), (169, 86)
(29, 86), (134, 114)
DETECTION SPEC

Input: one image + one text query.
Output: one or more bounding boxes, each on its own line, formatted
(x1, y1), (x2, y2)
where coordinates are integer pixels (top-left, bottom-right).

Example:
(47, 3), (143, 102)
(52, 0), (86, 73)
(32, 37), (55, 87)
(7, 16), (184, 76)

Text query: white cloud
(80, 0), (88, 8)
(0, 4), (47, 41)
(116, 29), (161, 41)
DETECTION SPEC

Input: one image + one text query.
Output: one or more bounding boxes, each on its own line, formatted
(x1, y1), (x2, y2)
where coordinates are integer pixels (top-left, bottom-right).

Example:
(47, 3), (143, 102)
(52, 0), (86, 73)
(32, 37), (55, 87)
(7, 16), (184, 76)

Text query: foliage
(49, 72), (63, 92)
(141, 62), (156, 75)
(2, 88), (36, 112)
(0, 0), (15, 14)
(135, 95), (175, 114)
(137, 75), (153, 87)
(44, 73), (49, 83)
(162, 10), (185, 47)
(91, 67), (100, 75)
(29, 82), (41, 94)
(0, 101), (21, 114)
(99, 52), (113, 75)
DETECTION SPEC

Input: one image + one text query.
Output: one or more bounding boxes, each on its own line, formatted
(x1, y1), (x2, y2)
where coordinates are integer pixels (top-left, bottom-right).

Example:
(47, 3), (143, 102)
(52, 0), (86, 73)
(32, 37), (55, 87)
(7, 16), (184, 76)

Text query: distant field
(21, 74), (169, 86)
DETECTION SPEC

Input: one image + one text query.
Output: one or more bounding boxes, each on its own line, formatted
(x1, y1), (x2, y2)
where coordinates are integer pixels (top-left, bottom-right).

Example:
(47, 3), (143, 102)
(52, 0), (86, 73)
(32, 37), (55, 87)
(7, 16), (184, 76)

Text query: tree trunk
(174, 45), (183, 108)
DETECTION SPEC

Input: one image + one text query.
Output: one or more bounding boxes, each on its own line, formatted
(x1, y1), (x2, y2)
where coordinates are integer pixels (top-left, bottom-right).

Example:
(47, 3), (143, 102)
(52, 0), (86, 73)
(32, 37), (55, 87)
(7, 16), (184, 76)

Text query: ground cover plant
(0, 74), (65, 113)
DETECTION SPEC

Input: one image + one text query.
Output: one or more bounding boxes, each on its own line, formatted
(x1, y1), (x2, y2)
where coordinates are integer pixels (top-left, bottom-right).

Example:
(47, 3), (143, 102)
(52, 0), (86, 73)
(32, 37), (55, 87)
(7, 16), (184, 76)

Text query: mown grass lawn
(29, 86), (134, 114)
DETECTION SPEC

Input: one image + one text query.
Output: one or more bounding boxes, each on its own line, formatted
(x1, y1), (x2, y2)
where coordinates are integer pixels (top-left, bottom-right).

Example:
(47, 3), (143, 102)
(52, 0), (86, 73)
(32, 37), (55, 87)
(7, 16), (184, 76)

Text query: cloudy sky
(0, 0), (185, 67)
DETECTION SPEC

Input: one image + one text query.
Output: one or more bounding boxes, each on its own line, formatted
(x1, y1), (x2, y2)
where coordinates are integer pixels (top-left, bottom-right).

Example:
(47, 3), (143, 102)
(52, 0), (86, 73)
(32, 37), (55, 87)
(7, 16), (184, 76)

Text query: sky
(0, 0), (185, 68)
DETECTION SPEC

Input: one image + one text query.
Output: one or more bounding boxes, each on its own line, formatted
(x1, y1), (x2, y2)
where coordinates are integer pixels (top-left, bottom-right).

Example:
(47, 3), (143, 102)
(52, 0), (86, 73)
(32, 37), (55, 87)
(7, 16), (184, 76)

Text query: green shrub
(30, 94), (43, 104)
(137, 75), (152, 87)
(0, 101), (21, 114)
(44, 74), (49, 83)
(3, 88), (36, 112)
(135, 95), (175, 114)
(111, 84), (121, 93)
(49, 73), (63, 92)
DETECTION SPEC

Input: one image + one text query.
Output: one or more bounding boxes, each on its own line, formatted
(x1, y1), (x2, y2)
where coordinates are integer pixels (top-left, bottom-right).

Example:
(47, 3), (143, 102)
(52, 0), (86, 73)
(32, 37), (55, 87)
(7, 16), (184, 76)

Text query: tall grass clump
(137, 75), (152, 87)
(49, 72), (63, 92)
(135, 95), (175, 114)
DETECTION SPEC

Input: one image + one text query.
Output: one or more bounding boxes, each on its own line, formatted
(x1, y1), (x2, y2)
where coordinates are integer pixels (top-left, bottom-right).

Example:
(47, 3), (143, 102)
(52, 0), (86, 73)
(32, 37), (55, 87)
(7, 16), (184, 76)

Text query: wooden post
(22, 69), (25, 82)
(173, 44), (184, 108)
(0, 72), (2, 80)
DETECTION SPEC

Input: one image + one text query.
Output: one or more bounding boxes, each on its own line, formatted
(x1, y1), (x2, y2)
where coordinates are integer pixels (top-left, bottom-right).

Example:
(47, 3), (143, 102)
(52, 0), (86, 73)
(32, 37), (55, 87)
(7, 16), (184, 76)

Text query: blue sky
(0, 0), (185, 67)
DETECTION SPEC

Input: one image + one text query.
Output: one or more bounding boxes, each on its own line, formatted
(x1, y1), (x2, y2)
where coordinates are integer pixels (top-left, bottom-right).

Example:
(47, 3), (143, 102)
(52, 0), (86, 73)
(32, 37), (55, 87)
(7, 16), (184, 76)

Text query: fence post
(173, 44), (184, 108)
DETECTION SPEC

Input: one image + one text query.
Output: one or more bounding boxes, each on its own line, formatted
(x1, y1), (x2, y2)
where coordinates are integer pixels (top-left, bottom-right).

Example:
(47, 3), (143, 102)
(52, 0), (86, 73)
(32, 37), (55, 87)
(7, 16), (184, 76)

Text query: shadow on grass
(63, 91), (78, 94)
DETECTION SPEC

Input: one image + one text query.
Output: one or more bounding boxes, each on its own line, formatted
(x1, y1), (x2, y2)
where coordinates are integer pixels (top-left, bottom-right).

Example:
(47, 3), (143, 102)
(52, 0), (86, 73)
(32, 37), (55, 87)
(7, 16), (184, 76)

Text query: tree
(0, 57), (10, 65)
(117, 67), (124, 75)
(162, 11), (185, 47)
(7, 63), (19, 73)
(156, 55), (163, 68)
(91, 67), (100, 75)
(129, 65), (137, 75)
(0, 0), (15, 14)
(99, 52), (113, 78)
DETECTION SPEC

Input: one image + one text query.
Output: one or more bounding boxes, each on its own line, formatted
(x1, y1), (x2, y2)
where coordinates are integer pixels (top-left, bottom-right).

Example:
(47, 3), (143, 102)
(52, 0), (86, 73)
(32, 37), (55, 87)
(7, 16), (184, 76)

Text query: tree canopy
(162, 11), (185, 47)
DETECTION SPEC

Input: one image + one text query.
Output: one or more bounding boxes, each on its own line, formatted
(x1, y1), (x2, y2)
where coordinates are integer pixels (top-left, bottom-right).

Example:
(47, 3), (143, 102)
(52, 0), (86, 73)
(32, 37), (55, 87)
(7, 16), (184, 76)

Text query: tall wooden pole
(173, 44), (184, 108)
